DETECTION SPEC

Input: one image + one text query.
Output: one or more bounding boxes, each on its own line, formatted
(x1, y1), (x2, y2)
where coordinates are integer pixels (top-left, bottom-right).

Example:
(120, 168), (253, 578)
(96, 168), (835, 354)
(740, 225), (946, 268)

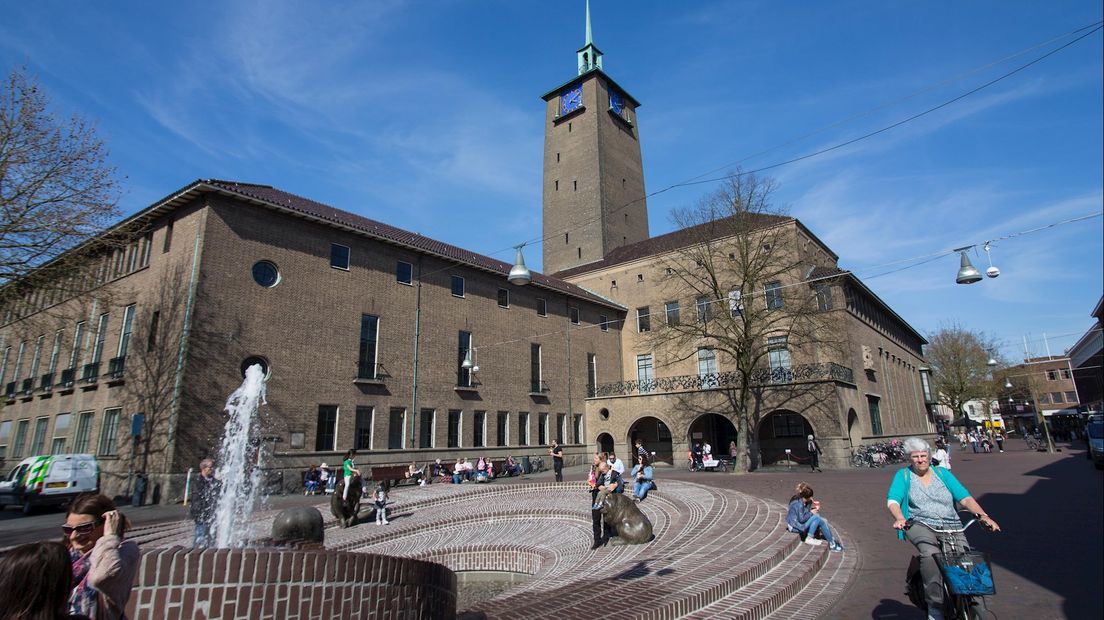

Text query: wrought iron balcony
(20, 378), (33, 395)
(80, 362), (100, 383)
(39, 372), (54, 392)
(107, 356), (126, 380)
(530, 380), (550, 395)
(590, 363), (855, 398)
(59, 367), (76, 388)
(3, 381), (15, 399)
(354, 362), (388, 383)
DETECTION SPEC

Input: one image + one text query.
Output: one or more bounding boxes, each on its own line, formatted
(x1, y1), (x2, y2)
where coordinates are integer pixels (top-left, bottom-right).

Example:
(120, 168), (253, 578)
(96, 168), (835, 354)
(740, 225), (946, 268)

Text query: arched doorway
(846, 408), (861, 449)
(596, 433), (614, 455)
(688, 413), (738, 458)
(628, 416), (673, 464)
(757, 410), (814, 466)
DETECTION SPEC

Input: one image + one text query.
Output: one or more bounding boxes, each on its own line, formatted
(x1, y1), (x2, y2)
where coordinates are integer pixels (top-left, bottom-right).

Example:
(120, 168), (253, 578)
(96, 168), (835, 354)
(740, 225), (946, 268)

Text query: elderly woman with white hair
(886, 437), (1000, 620)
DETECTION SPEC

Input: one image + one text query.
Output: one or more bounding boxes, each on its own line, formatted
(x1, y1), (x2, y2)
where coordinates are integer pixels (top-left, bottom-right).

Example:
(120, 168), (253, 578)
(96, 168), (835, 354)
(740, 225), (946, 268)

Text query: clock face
(560, 84), (582, 116)
(609, 90), (625, 117)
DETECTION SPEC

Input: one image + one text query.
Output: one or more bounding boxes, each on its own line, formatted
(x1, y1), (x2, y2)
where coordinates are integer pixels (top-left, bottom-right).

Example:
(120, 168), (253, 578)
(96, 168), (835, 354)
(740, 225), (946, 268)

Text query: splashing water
(212, 363), (268, 548)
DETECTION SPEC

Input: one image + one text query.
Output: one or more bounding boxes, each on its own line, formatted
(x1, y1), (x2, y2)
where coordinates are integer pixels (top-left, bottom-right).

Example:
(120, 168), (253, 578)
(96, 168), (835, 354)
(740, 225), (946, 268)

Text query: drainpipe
(409, 256), (424, 451)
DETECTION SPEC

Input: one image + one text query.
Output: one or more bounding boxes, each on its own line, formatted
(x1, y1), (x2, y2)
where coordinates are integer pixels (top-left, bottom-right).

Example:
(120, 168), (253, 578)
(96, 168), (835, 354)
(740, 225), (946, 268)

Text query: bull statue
(330, 475), (363, 528)
(596, 489), (654, 545)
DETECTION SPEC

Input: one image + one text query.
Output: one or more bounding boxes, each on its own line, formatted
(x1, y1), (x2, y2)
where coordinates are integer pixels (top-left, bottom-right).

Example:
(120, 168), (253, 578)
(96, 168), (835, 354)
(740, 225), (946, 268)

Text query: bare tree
(0, 67), (121, 292)
(926, 323), (1002, 421)
(644, 171), (846, 472)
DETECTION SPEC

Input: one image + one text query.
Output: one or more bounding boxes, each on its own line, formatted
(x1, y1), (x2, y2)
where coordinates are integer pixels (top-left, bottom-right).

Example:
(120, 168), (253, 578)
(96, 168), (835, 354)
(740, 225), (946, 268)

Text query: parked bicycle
(904, 514), (997, 620)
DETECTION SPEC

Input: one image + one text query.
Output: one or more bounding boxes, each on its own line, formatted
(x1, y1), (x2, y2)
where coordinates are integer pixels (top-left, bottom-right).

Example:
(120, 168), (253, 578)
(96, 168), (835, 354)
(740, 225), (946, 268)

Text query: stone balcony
(589, 362), (855, 398)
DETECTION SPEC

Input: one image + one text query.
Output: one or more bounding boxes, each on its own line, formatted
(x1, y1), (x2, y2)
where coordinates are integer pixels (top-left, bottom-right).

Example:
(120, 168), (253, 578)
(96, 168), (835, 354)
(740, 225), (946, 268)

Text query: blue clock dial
(609, 90), (625, 117)
(560, 84), (583, 116)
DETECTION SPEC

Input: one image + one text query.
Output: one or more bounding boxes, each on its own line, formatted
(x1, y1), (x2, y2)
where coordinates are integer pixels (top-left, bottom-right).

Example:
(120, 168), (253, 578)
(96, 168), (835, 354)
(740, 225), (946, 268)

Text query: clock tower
(541, 1), (649, 276)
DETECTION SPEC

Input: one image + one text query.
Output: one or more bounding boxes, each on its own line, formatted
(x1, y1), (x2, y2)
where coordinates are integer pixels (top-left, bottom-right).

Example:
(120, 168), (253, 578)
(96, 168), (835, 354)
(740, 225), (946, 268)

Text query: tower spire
(585, 0), (593, 46)
(577, 0), (603, 74)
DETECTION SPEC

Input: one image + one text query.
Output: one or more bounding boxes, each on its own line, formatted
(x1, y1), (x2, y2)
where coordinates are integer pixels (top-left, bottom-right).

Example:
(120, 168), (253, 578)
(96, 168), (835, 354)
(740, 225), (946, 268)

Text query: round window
(599, 408), (610, 420)
(241, 356), (270, 379)
(252, 261), (280, 287)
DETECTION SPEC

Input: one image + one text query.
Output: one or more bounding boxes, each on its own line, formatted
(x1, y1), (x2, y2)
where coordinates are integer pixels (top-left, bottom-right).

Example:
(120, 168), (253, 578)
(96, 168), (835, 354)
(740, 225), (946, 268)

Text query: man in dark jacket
(190, 459), (222, 547)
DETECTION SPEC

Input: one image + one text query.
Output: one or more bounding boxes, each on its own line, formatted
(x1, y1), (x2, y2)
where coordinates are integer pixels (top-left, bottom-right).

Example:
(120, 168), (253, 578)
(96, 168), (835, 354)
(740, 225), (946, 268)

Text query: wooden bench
(370, 465), (412, 487)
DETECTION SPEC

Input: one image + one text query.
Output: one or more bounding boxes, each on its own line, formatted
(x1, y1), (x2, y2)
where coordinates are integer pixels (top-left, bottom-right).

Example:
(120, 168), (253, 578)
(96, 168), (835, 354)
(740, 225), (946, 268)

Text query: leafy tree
(925, 323), (1002, 420)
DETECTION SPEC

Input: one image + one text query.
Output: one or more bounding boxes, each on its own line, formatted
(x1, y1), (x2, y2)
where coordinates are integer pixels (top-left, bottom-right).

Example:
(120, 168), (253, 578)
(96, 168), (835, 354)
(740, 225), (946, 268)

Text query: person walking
(550, 440), (564, 482)
(190, 458), (221, 548)
(995, 430), (1005, 453)
(63, 493), (140, 619)
(807, 434), (823, 472)
(968, 431), (979, 453)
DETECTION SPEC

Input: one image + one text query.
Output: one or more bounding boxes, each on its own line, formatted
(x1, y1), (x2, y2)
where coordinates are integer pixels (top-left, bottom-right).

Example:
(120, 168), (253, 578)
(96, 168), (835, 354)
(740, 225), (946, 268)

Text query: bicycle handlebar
(904, 517), (986, 534)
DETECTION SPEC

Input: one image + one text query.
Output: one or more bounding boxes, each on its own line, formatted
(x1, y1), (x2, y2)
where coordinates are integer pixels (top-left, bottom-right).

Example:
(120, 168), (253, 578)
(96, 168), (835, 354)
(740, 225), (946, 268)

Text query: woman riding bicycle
(886, 437), (1000, 620)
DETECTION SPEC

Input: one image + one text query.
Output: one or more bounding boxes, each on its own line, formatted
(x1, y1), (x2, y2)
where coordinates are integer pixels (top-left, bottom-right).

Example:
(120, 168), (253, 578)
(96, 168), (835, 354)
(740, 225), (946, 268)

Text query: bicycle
(904, 514), (996, 620)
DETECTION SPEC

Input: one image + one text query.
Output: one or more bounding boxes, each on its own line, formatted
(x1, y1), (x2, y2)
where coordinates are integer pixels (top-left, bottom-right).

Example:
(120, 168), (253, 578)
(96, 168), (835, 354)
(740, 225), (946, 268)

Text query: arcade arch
(687, 413), (738, 458)
(627, 416), (674, 464)
(757, 410), (815, 466)
(595, 433), (615, 455)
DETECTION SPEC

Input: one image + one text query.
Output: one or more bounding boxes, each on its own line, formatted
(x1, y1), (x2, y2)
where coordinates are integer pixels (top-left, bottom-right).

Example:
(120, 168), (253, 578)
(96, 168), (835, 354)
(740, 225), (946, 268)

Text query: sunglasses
(61, 519), (102, 536)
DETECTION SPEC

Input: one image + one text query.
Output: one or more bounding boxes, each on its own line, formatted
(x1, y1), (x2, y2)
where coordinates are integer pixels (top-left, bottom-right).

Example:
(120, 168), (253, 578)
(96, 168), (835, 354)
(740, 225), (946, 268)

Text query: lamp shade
(508, 246), (532, 285)
(461, 349), (474, 370)
(955, 251), (983, 285)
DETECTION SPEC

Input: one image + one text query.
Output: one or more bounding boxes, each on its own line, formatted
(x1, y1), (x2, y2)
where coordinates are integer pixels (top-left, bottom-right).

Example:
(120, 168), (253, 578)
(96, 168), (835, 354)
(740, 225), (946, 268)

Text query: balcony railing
(530, 380), (550, 395)
(590, 363), (855, 398)
(39, 372), (54, 392)
(3, 381), (15, 399)
(107, 356), (126, 380)
(20, 378), (33, 395)
(80, 362), (100, 384)
(355, 363), (387, 383)
(59, 367), (76, 388)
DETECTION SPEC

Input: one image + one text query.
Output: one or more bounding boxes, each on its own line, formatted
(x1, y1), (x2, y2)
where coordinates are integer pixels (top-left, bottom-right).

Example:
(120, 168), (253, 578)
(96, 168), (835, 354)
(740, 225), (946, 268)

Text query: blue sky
(2, 1), (1101, 362)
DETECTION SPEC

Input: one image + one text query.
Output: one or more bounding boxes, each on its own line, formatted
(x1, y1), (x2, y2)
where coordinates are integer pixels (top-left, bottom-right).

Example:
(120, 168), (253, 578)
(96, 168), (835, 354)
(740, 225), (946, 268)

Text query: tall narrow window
(48, 330), (63, 376)
(358, 315), (380, 380)
(28, 336), (44, 385)
(73, 412), (93, 453)
(330, 244), (350, 270)
(12, 342), (25, 384)
(448, 410), (462, 448)
(0, 346), (10, 385)
(518, 412), (529, 446)
(355, 406), (373, 450)
(98, 408), (121, 456)
(587, 353), (598, 397)
(569, 307), (579, 324)
(496, 411), (509, 447)
(636, 354), (654, 393)
(868, 396), (883, 435)
(537, 298), (548, 317)
(599, 315), (609, 331)
(420, 409), (435, 448)
(69, 322), (85, 371)
(117, 304), (135, 359)
(728, 290), (743, 317)
(11, 420), (29, 458)
(162, 219), (173, 253)
(51, 413), (70, 454)
(473, 411), (486, 447)
(573, 415), (583, 444)
(147, 311), (160, 352)
(30, 417), (48, 454)
(556, 413), (565, 444)
(387, 408), (406, 449)
(0, 420), (10, 461)
(768, 336), (791, 382)
(315, 405), (338, 451)
(498, 288), (510, 308)
(765, 281), (784, 309)
(530, 343), (543, 393)
(696, 296), (712, 322)
(665, 301), (680, 325)
(458, 331), (473, 387)
(636, 307), (651, 332)
(91, 313), (109, 363)
(815, 284), (833, 311)
(697, 348), (718, 378)
(538, 413), (548, 445)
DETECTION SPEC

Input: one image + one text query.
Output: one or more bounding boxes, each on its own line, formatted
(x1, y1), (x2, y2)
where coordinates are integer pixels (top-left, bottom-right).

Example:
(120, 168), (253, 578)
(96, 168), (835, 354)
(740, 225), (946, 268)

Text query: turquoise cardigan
(886, 466), (971, 540)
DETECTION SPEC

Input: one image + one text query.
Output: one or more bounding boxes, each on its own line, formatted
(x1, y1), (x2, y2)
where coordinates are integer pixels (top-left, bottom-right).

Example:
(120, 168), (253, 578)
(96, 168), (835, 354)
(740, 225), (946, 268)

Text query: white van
(0, 454), (99, 514)
(1087, 417), (1104, 470)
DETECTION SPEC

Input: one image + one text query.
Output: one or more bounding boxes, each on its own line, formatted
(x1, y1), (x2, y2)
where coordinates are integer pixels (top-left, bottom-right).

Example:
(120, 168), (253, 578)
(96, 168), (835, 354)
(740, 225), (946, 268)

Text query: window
(252, 261), (280, 287)
(48, 330), (63, 375)
(11, 420), (28, 458)
(458, 331), (473, 387)
(1051, 392), (1064, 403)
(696, 296), (712, 323)
(587, 353), (598, 397)
(448, 410), (462, 448)
(13, 341), (25, 385)
(358, 314), (380, 379)
(451, 275), (465, 297)
(396, 261), (413, 284)
(765, 281), (783, 310)
(0, 420), (9, 461)
(573, 415), (583, 444)
(117, 304), (135, 359)
(636, 354), (654, 393)
(163, 218), (173, 253)
(556, 413), (565, 444)
(91, 313), (109, 364)
(868, 396), (883, 436)
(420, 409), (435, 449)
(636, 307), (651, 332)
(1061, 369), (1072, 380)
(569, 306), (579, 324)
(697, 348), (718, 379)
(387, 408), (406, 449)
(473, 411), (486, 447)
(665, 301), (680, 325)
(29, 336), (44, 384)
(599, 315), (609, 331)
(330, 244), (350, 270)
(537, 298), (548, 317)
(98, 408), (121, 456)
(1038, 393), (1050, 404)
(530, 343), (543, 393)
(772, 413), (806, 438)
(1065, 391), (1077, 402)
(768, 335), (791, 376)
(498, 288), (510, 308)
(815, 284), (833, 311)
(518, 412), (529, 446)
(497, 411), (509, 447)
(52, 413), (70, 454)
(73, 412), (93, 453)
(69, 321), (85, 372)
(30, 417), (48, 455)
(1046, 370), (1057, 381)
(538, 413), (548, 445)
(0, 346), (9, 385)
(728, 290), (743, 317)
(315, 405), (338, 451)
(355, 406), (373, 450)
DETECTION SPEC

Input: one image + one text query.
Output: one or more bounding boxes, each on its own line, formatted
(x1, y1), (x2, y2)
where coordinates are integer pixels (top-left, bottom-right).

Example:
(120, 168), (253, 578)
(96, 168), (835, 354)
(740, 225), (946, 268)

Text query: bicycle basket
(935, 550), (995, 596)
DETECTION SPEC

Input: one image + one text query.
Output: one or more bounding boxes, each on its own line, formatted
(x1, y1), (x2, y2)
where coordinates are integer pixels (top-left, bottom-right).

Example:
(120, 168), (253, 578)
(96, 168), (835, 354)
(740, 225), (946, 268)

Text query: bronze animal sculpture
(330, 476), (363, 528)
(272, 506), (325, 544)
(596, 489), (654, 545)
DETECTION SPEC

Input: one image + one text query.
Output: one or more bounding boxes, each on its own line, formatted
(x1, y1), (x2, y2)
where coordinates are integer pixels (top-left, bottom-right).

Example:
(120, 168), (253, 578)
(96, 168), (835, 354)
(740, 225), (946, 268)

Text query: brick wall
(126, 546), (455, 620)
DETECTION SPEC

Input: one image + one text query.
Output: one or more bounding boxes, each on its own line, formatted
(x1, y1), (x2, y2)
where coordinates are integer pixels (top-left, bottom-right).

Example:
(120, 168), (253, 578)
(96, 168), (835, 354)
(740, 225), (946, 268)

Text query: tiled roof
(186, 180), (624, 311)
(550, 212), (792, 279)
